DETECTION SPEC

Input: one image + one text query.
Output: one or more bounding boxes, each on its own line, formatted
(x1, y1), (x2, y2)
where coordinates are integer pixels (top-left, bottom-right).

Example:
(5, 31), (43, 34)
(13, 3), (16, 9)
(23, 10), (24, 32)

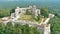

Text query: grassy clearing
(0, 18), (2, 23)
(18, 14), (44, 23)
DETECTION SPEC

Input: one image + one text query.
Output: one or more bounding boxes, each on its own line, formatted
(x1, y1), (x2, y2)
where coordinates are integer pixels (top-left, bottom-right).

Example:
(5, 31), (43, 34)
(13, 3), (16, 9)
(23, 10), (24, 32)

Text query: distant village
(1, 5), (54, 34)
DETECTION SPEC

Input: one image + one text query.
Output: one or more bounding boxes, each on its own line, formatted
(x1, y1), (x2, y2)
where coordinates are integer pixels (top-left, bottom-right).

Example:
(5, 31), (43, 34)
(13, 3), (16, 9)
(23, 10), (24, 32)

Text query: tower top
(32, 5), (36, 8)
(16, 6), (20, 9)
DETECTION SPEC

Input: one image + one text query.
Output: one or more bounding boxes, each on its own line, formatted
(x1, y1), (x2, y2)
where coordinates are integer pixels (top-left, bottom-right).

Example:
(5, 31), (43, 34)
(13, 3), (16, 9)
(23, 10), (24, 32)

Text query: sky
(0, 0), (60, 1)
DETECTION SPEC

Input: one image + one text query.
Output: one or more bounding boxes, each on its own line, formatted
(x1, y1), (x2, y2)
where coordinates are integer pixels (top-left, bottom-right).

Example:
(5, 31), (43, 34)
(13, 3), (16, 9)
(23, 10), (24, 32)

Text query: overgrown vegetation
(0, 22), (40, 34)
(25, 9), (32, 15)
(40, 8), (49, 18)
(49, 16), (60, 34)
(0, 8), (15, 18)
(48, 8), (60, 34)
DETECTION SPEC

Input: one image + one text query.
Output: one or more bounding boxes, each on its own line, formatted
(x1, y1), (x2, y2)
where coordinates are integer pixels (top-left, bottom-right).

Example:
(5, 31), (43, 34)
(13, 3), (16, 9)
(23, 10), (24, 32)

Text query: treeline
(0, 22), (40, 34)
(48, 8), (60, 18)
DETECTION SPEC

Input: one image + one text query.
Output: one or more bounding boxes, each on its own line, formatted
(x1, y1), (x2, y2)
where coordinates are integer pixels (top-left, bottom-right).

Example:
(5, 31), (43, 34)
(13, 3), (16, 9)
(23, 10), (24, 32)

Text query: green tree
(40, 8), (49, 17)
(5, 22), (13, 34)
(26, 9), (31, 15)
(0, 23), (5, 34)
(14, 23), (22, 34)
(0, 22), (40, 34)
(10, 8), (15, 14)
(31, 27), (40, 34)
